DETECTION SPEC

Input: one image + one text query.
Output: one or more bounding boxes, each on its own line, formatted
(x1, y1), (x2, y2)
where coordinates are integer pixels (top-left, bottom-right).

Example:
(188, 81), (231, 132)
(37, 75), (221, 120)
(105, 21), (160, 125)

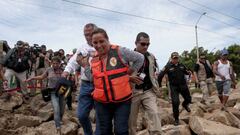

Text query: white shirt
(64, 43), (95, 81)
(215, 60), (231, 81)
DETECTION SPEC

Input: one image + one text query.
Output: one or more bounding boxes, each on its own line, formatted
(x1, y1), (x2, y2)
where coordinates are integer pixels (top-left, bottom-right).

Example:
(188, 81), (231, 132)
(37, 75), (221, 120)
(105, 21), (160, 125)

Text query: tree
(179, 44), (240, 78)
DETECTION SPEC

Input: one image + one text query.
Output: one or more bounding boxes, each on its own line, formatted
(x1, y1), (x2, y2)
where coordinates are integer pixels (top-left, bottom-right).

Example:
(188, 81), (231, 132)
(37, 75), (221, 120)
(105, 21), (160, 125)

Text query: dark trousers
(170, 84), (192, 120)
(95, 100), (131, 135)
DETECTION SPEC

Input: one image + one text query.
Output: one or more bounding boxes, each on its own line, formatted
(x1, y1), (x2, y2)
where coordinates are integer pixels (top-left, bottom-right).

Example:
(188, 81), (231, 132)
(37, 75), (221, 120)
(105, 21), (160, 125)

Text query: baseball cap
(221, 49), (229, 56)
(171, 52), (179, 58)
(16, 40), (24, 48)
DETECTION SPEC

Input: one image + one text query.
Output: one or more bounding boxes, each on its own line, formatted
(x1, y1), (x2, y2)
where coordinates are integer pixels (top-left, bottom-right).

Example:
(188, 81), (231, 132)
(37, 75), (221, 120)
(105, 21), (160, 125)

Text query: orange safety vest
(91, 45), (132, 103)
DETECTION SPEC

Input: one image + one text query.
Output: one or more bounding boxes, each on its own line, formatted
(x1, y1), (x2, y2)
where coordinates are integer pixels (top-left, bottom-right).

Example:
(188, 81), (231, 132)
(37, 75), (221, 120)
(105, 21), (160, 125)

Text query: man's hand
(220, 75), (226, 81)
(129, 76), (143, 85)
(77, 55), (89, 68)
(62, 71), (69, 78)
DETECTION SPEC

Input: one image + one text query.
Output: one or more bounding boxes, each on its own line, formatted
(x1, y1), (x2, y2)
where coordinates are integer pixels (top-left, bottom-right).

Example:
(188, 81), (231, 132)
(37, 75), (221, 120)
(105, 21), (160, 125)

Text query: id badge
(139, 73), (146, 80)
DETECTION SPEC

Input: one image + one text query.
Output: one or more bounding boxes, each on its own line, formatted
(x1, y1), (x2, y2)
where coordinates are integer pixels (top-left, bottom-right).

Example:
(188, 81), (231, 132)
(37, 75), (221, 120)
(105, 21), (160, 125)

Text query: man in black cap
(2, 40), (31, 101)
(158, 52), (192, 126)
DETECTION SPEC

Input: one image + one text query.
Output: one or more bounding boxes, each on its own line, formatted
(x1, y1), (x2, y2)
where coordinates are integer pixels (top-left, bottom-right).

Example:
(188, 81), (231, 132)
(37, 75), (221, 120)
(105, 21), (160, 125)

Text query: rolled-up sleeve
(119, 47), (144, 72)
(64, 48), (81, 73)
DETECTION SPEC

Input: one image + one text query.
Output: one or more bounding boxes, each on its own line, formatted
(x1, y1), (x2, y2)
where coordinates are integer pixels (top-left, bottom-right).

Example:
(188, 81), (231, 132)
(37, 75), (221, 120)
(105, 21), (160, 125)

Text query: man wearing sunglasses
(129, 32), (162, 135)
(193, 54), (214, 104)
(213, 49), (236, 111)
(158, 52), (192, 126)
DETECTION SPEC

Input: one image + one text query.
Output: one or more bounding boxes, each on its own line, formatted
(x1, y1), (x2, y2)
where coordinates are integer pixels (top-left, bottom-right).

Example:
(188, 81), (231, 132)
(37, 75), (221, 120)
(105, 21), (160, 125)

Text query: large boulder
(159, 108), (175, 126)
(13, 114), (42, 128)
(0, 93), (23, 111)
(226, 93), (240, 107)
(207, 110), (240, 128)
(37, 103), (53, 122)
(180, 103), (204, 123)
(189, 116), (240, 135)
(162, 124), (191, 135)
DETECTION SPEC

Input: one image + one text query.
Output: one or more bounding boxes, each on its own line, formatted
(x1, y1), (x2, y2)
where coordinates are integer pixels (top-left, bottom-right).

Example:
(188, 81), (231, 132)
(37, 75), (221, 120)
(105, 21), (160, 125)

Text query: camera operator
(3, 40), (32, 101)
(0, 40), (10, 94)
(35, 45), (51, 90)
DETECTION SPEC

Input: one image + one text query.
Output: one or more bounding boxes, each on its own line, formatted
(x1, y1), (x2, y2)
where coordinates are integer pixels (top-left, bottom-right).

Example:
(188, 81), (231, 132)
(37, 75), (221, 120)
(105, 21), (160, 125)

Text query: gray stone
(189, 116), (240, 135)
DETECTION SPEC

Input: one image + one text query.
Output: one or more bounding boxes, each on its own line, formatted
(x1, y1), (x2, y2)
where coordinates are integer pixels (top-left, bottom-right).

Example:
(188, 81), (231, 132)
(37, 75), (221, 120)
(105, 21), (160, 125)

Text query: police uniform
(158, 52), (191, 125)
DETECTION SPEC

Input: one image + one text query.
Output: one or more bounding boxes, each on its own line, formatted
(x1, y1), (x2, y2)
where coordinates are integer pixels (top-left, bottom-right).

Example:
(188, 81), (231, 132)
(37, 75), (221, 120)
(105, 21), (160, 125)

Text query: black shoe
(183, 105), (191, 112)
(174, 119), (179, 126)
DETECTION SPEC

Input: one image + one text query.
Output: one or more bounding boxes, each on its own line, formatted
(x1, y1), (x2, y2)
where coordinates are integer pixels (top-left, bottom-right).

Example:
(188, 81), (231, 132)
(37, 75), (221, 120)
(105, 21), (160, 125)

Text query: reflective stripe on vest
(91, 45), (132, 103)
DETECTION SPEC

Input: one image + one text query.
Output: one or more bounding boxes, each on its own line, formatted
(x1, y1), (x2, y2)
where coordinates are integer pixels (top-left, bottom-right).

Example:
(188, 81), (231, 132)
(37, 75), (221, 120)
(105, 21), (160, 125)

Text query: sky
(0, 0), (240, 68)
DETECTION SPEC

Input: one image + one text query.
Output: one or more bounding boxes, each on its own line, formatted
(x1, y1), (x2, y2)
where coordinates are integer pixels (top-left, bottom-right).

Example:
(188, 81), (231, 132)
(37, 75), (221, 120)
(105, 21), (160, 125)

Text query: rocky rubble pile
(0, 83), (240, 135)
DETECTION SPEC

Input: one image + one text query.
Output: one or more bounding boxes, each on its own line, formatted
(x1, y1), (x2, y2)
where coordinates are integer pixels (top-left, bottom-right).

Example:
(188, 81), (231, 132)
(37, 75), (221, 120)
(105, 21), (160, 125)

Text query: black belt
(81, 80), (92, 83)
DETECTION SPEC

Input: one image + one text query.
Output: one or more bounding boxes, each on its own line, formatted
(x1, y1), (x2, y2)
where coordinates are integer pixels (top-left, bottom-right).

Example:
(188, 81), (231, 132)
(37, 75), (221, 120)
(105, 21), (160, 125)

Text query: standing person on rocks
(128, 32), (162, 135)
(158, 52), (192, 126)
(26, 56), (64, 134)
(213, 49), (236, 111)
(62, 23), (100, 135)
(3, 41), (31, 101)
(83, 28), (144, 135)
(193, 54), (214, 104)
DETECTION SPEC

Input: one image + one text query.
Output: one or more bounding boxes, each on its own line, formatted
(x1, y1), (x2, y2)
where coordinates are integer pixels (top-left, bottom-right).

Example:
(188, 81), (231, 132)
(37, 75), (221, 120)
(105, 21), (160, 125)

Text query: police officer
(158, 52), (192, 126)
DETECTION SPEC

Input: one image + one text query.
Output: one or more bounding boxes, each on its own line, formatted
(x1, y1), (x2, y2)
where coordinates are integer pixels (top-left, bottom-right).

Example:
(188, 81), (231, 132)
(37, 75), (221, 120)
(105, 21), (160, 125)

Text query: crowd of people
(0, 23), (237, 135)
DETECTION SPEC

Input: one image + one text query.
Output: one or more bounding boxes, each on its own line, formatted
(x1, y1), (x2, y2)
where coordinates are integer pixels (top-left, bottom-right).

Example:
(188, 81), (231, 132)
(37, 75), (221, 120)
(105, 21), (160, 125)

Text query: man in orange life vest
(82, 28), (144, 135)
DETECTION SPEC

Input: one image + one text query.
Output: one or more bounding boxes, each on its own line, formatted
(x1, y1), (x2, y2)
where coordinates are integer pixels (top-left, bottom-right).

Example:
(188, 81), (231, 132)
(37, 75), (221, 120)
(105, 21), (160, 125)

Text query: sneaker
(183, 105), (191, 112)
(174, 119), (179, 126)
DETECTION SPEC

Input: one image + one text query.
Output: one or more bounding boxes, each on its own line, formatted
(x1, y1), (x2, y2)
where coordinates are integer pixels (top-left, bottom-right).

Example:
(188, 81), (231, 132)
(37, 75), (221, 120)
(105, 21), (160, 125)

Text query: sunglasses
(139, 42), (150, 47)
(93, 40), (105, 45)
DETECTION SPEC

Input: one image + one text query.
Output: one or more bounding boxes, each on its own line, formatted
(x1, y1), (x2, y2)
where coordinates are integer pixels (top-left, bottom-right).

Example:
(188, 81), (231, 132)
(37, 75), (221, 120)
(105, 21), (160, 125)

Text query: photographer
(35, 45), (51, 90)
(0, 40), (10, 94)
(3, 40), (31, 101)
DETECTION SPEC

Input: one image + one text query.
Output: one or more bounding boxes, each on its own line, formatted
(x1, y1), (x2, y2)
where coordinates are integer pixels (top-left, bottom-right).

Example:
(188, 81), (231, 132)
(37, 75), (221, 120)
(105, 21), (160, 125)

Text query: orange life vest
(91, 45), (132, 103)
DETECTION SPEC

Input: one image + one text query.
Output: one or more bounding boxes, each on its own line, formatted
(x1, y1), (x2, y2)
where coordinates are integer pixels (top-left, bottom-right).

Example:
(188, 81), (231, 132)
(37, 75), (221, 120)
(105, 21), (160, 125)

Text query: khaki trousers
(4, 68), (28, 95)
(199, 78), (213, 101)
(129, 89), (162, 135)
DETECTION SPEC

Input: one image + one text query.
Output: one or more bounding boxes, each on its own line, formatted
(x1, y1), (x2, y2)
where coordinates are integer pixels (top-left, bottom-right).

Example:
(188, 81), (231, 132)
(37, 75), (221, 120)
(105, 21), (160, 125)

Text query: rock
(180, 103), (204, 123)
(233, 102), (240, 110)
(61, 120), (78, 135)
(189, 116), (240, 135)
(228, 107), (240, 120)
(162, 124), (191, 135)
(136, 129), (149, 135)
(37, 103), (53, 122)
(207, 110), (240, 128)
(226, 93), (240, 107)
(0, 116), (8, 129)
(35, 121), (58, 135)
(78, 128), (84, 135)
(13, 114), (42, 128)
(191, 93), (202, 103)
(159, 108), (175, 126)
(0, 93), (23, 111)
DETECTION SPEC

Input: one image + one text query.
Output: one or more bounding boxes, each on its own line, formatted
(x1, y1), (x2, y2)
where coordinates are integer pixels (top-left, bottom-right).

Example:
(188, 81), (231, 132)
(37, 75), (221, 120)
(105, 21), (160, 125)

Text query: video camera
(29, 44), (42, 57)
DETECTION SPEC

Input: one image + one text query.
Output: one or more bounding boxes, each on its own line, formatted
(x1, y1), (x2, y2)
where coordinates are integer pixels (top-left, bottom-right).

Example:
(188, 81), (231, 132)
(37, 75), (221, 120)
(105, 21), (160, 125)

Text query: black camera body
(29, 44), (42, 57)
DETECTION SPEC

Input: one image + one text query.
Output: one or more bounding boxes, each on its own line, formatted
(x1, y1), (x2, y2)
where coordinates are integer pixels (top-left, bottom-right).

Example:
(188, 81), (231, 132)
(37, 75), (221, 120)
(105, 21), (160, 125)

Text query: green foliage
(179, 44), (240, 78)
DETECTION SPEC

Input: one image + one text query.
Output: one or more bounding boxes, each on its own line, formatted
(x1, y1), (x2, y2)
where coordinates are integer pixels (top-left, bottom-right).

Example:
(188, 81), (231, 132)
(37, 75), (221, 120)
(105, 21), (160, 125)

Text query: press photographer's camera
(29, 44), (41, 57)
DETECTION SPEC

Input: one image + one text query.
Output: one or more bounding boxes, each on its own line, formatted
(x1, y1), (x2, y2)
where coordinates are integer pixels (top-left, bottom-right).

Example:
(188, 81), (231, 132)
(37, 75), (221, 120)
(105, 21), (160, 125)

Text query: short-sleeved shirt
(44, 67), (63, 88)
